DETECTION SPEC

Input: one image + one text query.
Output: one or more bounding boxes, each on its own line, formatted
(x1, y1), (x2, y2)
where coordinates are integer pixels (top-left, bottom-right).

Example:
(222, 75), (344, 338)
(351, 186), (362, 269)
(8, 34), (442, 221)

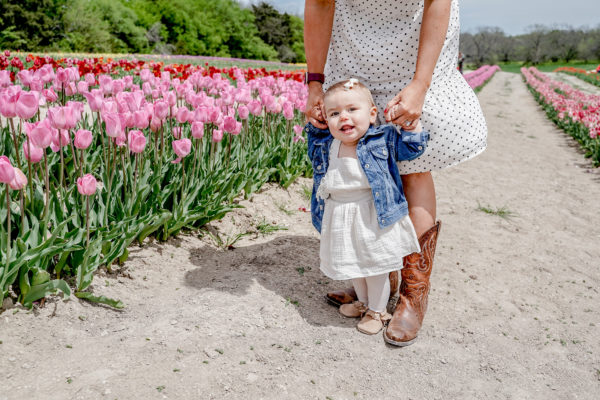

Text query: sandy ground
(1, 71), (600, 400)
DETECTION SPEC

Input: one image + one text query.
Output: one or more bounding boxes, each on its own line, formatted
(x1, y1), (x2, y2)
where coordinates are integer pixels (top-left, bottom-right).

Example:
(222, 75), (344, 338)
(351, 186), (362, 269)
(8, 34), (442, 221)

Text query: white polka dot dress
(324, 0), (487, 174)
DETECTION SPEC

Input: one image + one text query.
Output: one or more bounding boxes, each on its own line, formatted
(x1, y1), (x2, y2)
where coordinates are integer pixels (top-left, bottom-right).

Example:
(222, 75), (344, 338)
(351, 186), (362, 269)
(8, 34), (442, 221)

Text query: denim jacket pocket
(369, 145), (390, 171)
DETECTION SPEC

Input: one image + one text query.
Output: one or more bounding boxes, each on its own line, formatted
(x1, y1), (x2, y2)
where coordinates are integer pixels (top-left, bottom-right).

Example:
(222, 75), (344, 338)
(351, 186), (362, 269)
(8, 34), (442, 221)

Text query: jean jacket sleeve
(306, 122), (331, 162)
(389, 125), (430, 161)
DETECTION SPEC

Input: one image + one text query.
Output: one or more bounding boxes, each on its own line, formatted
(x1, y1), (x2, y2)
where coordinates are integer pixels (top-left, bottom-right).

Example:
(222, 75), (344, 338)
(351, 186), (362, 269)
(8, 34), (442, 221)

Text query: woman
(303, 0), (487, 346)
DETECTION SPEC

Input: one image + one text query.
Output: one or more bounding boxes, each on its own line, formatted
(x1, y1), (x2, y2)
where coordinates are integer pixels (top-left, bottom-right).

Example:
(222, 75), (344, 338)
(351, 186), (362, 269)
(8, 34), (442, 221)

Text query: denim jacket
(306, 123), (430, 233)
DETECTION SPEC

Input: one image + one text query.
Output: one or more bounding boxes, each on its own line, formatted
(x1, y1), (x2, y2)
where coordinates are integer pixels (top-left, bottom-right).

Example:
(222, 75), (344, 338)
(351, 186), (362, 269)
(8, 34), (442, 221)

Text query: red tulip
(77, 174), (97, 196)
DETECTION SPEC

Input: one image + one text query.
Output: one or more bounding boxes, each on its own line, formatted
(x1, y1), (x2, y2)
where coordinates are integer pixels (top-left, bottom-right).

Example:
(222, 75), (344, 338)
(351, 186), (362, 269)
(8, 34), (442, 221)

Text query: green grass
(476, 202), (516, 219)
(496, 60), (600, 74)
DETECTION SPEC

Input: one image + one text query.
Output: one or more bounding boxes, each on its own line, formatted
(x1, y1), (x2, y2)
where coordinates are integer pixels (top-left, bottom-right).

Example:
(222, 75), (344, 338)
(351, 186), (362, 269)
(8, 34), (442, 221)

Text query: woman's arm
(384, 0), (451, 130)
(304, 0), (335, 129)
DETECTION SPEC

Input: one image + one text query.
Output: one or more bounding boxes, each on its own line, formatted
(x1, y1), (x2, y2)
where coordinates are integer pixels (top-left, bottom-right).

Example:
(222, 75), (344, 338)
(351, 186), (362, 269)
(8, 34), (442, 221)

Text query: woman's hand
(305, 82), (328, 129)
(384, 79), (428, 131)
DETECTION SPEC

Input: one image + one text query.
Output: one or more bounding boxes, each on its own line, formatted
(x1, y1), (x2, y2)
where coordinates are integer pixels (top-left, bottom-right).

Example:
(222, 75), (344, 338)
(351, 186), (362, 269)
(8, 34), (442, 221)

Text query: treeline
(0, 0), (305, 63)
(460, 25), (600, 66)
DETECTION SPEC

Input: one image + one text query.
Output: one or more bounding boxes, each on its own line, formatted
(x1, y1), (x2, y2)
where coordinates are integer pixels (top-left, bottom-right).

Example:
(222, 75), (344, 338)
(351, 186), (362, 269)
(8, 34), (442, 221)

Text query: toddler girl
(306, 79), (429, 335)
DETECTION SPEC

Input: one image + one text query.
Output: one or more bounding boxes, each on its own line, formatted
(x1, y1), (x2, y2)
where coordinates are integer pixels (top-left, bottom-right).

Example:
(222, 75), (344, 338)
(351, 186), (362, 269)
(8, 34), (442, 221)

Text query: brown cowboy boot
(384, 221), (441, 346)
(326, 270), (400, 307)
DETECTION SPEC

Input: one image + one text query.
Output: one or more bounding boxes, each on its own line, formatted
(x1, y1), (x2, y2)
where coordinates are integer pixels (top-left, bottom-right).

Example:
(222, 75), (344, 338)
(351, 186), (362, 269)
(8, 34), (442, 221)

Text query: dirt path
(2, 71), (600, 400)
(547, 71), (600, 95)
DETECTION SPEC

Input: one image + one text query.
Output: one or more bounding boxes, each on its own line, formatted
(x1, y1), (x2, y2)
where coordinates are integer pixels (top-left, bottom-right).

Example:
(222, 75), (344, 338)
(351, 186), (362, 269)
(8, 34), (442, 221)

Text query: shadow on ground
(182, 235), (395, 328)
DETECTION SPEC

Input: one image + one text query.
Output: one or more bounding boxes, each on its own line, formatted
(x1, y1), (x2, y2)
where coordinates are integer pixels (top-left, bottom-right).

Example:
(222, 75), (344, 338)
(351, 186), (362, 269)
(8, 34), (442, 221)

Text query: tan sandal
(357, 309), (392, 335)
(339, 301), (368, 318)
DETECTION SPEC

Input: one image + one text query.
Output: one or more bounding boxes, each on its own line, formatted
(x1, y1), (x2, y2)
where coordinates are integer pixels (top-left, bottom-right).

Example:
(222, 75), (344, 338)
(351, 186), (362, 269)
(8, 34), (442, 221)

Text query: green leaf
(22, 279), (71, 308)
(75, 291), (124, 309)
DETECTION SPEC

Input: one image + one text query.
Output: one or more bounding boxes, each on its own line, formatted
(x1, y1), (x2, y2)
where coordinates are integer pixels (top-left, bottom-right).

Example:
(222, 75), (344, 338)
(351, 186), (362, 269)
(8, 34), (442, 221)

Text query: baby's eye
(348, 107), (357, 112)
(330, 111), (339, 117)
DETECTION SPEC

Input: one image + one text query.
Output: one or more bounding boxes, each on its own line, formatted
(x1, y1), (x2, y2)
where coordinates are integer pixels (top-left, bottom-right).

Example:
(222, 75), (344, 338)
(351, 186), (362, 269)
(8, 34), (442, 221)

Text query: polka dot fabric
(324, 0), (487, 174)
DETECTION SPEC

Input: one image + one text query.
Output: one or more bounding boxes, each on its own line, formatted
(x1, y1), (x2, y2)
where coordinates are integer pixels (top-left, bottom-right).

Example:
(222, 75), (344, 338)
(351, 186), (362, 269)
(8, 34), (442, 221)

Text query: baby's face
(324, 89), (377, 147)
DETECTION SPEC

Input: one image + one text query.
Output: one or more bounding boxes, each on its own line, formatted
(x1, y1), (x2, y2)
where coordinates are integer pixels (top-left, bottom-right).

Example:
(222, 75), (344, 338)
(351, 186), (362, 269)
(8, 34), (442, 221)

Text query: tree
(0, 0), (67, 50)
(520, 24), (549, 64)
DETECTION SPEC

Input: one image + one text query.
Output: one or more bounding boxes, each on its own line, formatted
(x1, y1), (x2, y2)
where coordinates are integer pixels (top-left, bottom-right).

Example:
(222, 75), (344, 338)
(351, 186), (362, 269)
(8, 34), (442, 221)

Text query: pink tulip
(77, 81), (89, 94)
(17, 70), (33, 87)
(0, 70), (11, 87)
(50, 129), (70, 152)
(16, 91), (40, 120)
(176, 107), (189, 124)
(149, 115), (162, 133)
(56, 68), (69, 84)
(222, 116), (237, 134)
(154, 100), (169, 120)
(171, 138), (192, 163)
(0, 156), (15, 183)
(283, 101), (294, 120)
(293, 124), (303, 135)
(172, 126), (182, 139)
(8, 167), (27, 190)
(47, 106), (73, 130)
(293, 135), (306, 143)
(77, 174), (97, 196)
(238, 105), (249, 120)
(42, 88), (58, 103)
(133, 110), (149, 129)
(84, 73), (96, 86)
(83, 89), (104, 112)
(29, 119), (53, 148)
(191, 121), (204, 139)
(74, 129), (93, 150)
(247, 100), (262, 116)
(103, 113), (122, 138)
(212, 128), (223, 143)
(128, 130), (147, 154)
(0, 92), (17, 118)
(22, 141), (43, 163)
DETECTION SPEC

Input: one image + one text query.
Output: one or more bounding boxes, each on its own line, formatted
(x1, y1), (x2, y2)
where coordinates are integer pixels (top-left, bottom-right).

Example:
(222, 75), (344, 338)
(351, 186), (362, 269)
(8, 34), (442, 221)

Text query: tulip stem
(5, 185), (10, 261)
(180, 162), (185, 210)
(26, 140), (33, 203)
(59, 145), (65, 189)
(19, 190), (24, 235)
(42, 152), (49, 220)
(8, 118), (22, 170)
(86, 195), (90, 248)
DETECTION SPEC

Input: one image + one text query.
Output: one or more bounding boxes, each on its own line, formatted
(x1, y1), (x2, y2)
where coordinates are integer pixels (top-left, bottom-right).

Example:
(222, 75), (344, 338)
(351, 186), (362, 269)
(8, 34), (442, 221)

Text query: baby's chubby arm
(388, 121), (430, 161)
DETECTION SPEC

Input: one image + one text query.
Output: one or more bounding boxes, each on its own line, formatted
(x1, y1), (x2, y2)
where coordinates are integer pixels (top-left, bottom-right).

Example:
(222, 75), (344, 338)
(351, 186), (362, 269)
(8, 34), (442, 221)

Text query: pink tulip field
(521, 66), (600, 165)
(463, 65), (501, 92)
(0, 59), (309, 308)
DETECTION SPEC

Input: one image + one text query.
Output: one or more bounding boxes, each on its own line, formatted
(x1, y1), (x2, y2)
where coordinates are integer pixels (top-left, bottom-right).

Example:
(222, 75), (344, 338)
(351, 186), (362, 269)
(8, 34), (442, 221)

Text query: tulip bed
(522, 67), (600, 165)
(0, 52), (310, 308)
(463, 65), (501, 92)
(554, 66), (600, 89)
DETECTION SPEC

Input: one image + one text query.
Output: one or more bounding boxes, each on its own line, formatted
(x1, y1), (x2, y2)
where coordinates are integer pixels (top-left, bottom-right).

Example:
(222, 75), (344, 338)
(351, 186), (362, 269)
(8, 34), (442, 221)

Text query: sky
(241, 0), (598, 35)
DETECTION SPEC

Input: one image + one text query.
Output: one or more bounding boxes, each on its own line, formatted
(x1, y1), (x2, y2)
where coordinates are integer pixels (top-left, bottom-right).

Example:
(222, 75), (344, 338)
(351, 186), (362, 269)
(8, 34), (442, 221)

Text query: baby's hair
(324, 78), (376, 108)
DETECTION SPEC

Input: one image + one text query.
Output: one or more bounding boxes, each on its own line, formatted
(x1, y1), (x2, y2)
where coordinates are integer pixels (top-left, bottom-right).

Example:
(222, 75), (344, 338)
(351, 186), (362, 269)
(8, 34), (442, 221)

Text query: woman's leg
(401, 171), (436, 237)
(385, 171), (441, 346)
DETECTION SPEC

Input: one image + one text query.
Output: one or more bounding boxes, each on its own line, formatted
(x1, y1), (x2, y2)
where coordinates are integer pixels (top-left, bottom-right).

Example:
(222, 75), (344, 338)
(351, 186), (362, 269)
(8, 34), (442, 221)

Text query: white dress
(324, 0), (487, 174)
(319, 140), (421, 280)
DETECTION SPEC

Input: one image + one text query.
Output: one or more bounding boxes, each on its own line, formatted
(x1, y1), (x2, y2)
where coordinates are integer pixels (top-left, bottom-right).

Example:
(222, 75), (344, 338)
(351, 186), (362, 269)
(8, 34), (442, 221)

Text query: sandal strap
(365, 309), (392, 322)
(352, 301), (368, 313)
